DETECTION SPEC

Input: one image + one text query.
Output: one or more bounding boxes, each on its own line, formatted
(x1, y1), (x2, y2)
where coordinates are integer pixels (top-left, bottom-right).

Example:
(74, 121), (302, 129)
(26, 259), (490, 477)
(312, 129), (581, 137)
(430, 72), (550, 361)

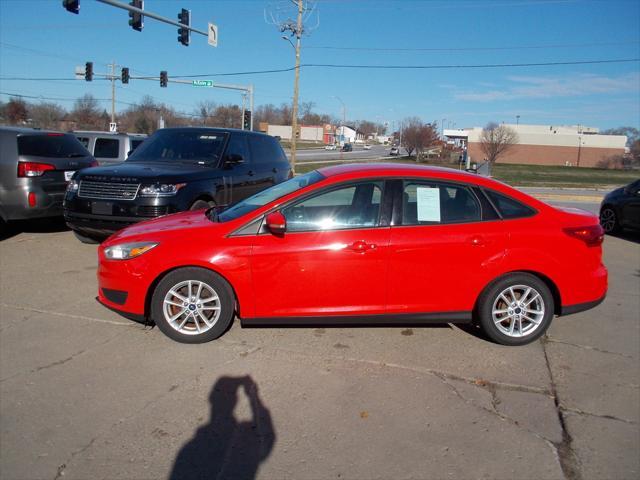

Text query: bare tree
(196, 100), (218, 126)
(5, 98), (28, 124)
(29, 102), (66, 129)
(480, 122), (519, 165)
(71, 94), (103, 130)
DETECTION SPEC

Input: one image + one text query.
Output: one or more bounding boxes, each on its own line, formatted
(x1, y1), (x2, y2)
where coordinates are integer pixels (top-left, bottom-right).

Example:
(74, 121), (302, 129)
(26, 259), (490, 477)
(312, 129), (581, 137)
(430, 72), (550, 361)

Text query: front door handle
(347, 240), (377, 253)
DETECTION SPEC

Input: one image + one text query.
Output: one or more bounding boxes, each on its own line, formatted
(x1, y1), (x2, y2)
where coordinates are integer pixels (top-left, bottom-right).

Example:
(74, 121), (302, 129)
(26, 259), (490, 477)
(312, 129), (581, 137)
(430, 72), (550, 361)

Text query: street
(287, 144), (390, 163)
(0, 195), (638, 480)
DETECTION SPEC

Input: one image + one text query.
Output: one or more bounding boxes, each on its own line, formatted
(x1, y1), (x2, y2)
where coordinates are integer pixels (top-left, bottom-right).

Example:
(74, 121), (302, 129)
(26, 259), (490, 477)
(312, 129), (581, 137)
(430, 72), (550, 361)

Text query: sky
(0, 0), (639, 131)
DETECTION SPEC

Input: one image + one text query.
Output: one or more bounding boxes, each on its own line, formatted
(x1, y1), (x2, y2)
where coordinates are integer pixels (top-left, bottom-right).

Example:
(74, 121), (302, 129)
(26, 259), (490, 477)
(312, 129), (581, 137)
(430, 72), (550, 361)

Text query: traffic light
(177, 8), (190, 46)
(121, 67), (130, 84)
(85, 62), (93, 81)
(62, 0), (79, 14)
(160, 71), (168, 88)
(243, 110), (252, 130)
(128, 0), (143, 32)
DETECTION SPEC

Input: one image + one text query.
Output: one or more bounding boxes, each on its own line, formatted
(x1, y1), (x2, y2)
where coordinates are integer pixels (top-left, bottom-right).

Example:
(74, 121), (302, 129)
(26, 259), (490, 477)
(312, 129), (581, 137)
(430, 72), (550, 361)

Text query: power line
(304, 40), (640, 52)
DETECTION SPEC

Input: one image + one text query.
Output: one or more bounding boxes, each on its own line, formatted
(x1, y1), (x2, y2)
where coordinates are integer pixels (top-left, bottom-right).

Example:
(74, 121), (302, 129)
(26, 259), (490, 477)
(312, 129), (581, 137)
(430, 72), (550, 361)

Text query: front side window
(94, 138), (120, 158)
(282, 182), (383, 232)
(226, 134), (251, 163)
(402, 182), (481, 225)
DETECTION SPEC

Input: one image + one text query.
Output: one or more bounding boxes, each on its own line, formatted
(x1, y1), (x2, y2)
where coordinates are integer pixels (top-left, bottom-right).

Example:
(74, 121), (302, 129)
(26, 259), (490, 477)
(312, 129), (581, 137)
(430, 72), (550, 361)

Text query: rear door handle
(347, 240), (377, 253)
(248, 170), (255, 176)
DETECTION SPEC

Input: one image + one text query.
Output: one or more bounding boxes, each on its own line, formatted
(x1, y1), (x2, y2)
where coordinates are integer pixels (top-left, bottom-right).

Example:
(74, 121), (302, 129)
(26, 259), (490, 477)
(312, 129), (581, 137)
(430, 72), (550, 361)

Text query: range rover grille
(137, 205), (169, 217)
(78, 181), (140, 200)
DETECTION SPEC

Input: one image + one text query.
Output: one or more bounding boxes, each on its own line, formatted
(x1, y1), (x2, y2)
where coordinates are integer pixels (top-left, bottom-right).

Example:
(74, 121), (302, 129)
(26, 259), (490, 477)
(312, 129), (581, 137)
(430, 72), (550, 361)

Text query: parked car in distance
(64, 127), (292, 243)
(74, 131), (147, 166)
(599, 179), (640, 233)
(341, 143), (353, 152)
(389, 146), (400, 156)
(324, 144), (337, 150)
(97, 163), (607, 346)
(0, 127), (96, 225)
(363, 144), (372, 150)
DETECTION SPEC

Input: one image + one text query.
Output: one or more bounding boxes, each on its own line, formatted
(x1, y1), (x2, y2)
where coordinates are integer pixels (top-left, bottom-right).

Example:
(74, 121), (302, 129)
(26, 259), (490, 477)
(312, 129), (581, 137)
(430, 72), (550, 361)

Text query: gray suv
(0, 127), (96, 225)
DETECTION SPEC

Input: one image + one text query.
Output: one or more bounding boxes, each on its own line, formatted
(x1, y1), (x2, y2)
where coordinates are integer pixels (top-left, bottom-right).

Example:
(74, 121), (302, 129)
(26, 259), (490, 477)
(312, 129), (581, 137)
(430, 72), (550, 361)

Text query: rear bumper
(560, 293), (606, 316)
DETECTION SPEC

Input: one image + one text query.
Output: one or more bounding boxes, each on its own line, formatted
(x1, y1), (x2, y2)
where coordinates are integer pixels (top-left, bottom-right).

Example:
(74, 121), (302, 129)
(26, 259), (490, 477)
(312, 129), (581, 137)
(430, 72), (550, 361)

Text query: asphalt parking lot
(1, 200), (638, 480)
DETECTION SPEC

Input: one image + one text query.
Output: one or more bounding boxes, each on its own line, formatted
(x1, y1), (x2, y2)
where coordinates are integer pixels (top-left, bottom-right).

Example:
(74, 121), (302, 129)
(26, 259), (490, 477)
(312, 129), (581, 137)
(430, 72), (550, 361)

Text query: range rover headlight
(104, 242), (158, 260)
(66, 179), (79, 193)
(140, 183), (186, 197)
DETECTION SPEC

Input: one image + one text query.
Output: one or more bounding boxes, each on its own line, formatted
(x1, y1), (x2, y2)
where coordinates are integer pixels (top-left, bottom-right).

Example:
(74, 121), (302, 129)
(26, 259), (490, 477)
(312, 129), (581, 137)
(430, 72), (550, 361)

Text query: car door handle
(469, 235), (485, 246)
(347, 240), (377, 253)
(272, 167), (278, 173)
(248, 170), (255, 176)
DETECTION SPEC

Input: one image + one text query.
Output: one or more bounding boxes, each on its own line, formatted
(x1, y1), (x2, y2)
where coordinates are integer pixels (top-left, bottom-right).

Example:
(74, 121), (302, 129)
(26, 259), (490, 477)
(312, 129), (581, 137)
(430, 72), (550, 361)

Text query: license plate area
(91, 201), (113, 215)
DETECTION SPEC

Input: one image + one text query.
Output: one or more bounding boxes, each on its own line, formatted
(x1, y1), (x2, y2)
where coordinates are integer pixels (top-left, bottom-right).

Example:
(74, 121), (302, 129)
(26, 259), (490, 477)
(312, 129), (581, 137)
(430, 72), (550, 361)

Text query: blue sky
(0, 0), (638, 130)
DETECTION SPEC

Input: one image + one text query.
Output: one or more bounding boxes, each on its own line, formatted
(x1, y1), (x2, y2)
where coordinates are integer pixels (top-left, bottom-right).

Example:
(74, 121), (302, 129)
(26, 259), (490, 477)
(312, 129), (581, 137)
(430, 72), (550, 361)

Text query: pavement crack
(560, 406), (638, 425)
(542, 335), (583, 480)
(35, 349), (85, 372)
(53, 437), (96, 480)
(545, 337), (634, 359)
(0, 302), (136, 327)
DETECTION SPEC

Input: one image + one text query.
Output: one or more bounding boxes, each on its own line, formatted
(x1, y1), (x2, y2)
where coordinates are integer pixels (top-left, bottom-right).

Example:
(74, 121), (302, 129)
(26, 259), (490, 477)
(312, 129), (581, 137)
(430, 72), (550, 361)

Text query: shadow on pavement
(607, 230), (640, 245)
(0, 217), (69, 242)
(170, 375), (275, 480)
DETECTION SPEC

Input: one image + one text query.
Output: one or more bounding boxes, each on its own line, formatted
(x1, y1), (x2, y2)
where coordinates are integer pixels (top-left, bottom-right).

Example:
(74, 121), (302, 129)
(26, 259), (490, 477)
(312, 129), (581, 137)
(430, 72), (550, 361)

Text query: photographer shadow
(170, 376), (275, 480)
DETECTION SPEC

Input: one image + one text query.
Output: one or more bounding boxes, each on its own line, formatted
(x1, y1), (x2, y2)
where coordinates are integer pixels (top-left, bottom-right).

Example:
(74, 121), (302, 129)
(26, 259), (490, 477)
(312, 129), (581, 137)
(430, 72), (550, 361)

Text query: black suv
(64, 127), (292, 243)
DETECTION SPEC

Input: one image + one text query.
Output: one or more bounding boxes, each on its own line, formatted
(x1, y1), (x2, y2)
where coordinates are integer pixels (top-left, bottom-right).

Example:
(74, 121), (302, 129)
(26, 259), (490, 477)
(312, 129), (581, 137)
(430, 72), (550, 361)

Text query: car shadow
(169, 375), (275, 480)
(607, 230), (640, 245)
(0, 217), (69, 242)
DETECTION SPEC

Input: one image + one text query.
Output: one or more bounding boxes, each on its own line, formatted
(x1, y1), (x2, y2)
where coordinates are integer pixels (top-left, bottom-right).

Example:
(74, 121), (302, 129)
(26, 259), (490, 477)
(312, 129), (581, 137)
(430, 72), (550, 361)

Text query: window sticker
(417, 187), (441, 222)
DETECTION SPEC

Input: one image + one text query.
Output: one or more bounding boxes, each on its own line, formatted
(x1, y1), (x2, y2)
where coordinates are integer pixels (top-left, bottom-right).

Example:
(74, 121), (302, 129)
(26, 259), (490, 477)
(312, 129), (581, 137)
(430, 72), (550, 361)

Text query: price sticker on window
(416, 187), (441, 222)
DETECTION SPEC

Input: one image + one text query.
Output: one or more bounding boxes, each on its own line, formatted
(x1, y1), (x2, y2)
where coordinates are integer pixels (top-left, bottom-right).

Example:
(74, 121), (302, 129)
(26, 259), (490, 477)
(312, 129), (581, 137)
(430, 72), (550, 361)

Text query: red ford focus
(97, 163), (607, 346)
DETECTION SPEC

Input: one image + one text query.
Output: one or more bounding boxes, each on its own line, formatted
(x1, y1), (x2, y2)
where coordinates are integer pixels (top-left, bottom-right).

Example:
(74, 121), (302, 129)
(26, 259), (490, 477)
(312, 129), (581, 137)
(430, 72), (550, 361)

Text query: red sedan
(97, 163), (607, 346)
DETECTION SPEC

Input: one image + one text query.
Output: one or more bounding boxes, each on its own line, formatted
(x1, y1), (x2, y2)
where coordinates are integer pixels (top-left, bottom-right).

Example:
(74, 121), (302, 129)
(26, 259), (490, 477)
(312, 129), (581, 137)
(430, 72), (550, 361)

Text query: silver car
(0, 127), (96, 224)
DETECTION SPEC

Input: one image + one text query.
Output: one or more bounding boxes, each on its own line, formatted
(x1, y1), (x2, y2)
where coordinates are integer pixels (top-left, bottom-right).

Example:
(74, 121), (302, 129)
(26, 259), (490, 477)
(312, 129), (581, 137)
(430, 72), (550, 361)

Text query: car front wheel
(151, 267), (235, 343)
(477, 273), (554, 346)
(599, 207), (619, 234)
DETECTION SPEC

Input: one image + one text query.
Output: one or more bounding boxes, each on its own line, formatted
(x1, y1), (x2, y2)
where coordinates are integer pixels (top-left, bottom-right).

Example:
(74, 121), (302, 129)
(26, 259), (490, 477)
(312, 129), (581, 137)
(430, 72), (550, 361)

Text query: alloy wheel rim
(163, 280), (221, 335)
(491, 284), (545, 338)
(600, 209), (616, 233)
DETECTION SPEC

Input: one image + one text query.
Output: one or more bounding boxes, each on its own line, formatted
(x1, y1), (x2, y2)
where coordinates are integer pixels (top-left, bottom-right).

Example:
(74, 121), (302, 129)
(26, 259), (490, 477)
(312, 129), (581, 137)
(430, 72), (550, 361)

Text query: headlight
(67, 179), (79, 193)
(140, 183), (186, 197)
(104, 242), (158, 260)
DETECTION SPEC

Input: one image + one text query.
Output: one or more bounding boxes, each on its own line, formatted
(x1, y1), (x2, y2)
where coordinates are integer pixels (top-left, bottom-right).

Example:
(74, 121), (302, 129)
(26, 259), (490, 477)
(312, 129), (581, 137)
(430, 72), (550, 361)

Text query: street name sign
(192, 80), (214, 87)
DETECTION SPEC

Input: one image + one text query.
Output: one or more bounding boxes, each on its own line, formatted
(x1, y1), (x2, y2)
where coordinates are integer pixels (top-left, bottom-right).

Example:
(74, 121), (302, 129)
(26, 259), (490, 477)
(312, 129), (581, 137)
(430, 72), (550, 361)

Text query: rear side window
(94, 138), (120, 158)
(248, 135), (284, 165)
(402, 182), (481, 225)
(484, 190), (536, 219)
(17, 134), (89, 158)
(130, 139), (144, 151)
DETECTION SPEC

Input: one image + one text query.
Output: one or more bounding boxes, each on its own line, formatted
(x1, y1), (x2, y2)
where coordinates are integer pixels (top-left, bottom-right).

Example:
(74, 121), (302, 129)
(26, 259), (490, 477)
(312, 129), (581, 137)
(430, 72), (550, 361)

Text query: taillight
(17, 161), (55, 177)
(563, 225), (605, 247)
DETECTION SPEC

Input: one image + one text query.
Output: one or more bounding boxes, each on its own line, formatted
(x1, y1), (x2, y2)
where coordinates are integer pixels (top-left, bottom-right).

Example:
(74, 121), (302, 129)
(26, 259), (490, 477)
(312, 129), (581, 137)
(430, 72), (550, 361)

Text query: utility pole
(241, 93), (247, 130)
(289, 0), (303, 172)
(110, 61), (116, 126)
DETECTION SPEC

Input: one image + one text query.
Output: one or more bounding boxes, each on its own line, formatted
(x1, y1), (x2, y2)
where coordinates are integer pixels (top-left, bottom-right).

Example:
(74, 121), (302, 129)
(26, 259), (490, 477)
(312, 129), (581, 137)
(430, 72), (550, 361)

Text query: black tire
(477, 273), (554, 346)
(599, 206), (620, 234)
(73, 231), (101, 244)
(190, 199), (214, 211)
(151, 267), (235, 344)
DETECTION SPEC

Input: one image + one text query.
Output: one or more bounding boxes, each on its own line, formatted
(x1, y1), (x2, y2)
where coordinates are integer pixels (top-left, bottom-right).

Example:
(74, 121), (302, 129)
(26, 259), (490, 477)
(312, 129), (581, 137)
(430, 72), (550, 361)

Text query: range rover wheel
(477, 273), (554, 346)
(190, 200), (214, 210)
(151, 267), (235, 344)
(599, 207), (619, 234)
(73, 231), (101, 244)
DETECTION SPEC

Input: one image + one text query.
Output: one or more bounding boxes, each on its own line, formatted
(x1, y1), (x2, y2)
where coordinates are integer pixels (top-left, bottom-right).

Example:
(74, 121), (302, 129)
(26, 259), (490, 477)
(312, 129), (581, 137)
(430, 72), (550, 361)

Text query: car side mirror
(265, 211), (286, 236)
(225, 153), (244, 166)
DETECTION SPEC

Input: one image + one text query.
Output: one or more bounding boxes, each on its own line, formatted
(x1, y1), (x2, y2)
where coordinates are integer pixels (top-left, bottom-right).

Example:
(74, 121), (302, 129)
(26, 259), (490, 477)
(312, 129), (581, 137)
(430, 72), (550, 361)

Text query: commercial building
(445, 124), (627, 167)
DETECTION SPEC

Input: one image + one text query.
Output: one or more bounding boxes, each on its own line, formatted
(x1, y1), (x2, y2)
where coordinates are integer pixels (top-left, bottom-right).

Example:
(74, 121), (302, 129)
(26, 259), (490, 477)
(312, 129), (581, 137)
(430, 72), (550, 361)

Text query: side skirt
(241, 311), (472, 327)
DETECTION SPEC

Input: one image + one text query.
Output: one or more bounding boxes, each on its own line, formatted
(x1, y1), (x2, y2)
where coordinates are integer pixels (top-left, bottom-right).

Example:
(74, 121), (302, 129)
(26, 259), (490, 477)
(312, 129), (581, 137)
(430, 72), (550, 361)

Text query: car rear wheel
(477, 273), (554, 346)
(73, 231), (101, 244)
(151, 267), (234, 344)
(599, 207), (619, 234)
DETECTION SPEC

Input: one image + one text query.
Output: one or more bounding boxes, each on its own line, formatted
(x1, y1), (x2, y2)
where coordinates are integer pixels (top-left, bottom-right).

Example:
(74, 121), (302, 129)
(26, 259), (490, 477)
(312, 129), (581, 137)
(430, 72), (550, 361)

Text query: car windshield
(17, 134), (90, 158)
(216, 171), (325, 222)
(126, 129), (227, 165)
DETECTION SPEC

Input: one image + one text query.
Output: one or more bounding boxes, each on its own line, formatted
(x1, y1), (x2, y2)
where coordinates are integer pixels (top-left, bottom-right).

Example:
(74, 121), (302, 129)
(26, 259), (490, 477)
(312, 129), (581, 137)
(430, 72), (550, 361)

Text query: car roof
(158, 127), (273, 138)
(0, 126), (69, 135)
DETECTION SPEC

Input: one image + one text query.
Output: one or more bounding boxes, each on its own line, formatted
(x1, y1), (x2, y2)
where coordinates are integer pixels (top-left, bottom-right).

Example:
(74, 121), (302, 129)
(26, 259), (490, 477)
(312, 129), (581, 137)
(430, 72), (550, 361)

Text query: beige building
(448, 124), (627, 167)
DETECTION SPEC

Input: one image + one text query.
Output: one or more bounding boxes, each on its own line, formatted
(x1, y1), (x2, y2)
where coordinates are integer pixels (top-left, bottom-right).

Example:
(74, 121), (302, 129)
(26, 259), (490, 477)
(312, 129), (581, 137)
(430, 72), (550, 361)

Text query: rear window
(484, 190), (536, 219)
(248, 135), (287, 164)
(94, 138), (120, 158)
(17, 134), (89, 158)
